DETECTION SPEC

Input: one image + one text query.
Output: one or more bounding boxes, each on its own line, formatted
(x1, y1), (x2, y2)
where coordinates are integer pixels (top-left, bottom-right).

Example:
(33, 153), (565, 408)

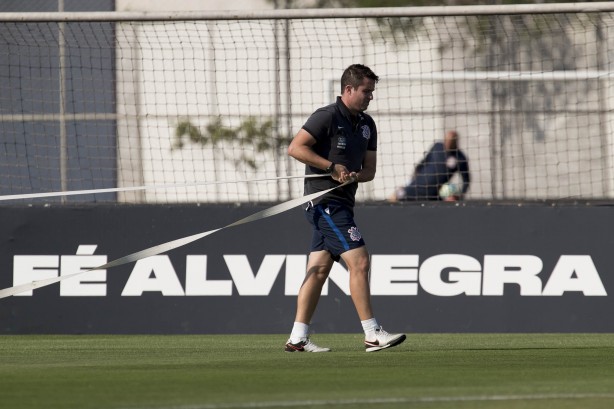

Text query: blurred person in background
(389, 130), (470, 202)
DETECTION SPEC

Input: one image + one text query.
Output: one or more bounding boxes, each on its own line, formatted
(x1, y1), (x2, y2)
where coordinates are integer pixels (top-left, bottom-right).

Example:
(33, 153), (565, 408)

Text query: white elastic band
(0, 174), (329, 202)
(0, 179), (348, 299)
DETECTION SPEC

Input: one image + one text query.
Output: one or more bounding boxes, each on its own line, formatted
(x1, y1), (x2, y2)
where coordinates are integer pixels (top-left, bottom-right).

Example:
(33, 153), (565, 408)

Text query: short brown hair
(340, 64), (379, 93)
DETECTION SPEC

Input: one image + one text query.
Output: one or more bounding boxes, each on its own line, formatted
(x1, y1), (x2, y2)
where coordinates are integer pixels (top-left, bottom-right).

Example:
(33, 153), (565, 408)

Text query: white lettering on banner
(370, 255), (419, 295)
(542, 255), (607, 296)
(11, 248), (608, 297)
(482, 255), (543, 296)
(13, 255), (58, 296)
(185, 255), (232, 296)
(13, 246), (107, 297)
(60, 245), (107, 296)
(225, 255), (285, 295)
(420, 254), (482, 296)
(122, 256), (184, 296)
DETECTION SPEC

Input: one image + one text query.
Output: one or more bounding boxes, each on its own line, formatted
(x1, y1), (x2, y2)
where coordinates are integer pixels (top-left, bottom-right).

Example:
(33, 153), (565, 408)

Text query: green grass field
(1, 334), (613, 409)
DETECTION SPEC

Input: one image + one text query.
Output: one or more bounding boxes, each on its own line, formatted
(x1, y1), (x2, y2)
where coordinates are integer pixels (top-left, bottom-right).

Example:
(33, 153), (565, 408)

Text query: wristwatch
(325, 162), (335, 174)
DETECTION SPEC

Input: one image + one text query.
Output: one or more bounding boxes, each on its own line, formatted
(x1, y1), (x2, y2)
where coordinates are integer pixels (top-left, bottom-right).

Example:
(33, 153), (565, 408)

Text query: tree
(174, 116), (290, 170)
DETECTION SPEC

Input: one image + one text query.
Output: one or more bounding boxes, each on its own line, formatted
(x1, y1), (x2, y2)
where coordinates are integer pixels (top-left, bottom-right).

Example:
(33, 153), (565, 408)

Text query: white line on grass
(135, 393), (614, 409)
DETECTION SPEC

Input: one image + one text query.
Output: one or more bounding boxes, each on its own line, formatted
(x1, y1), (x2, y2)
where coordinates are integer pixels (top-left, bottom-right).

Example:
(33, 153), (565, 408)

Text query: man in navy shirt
(390, 130), (470, 201)
(284, 64), (406, 353)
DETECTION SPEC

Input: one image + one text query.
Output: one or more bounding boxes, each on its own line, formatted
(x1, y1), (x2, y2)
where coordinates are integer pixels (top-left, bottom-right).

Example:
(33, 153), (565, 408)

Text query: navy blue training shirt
(301, 96), (377, 207)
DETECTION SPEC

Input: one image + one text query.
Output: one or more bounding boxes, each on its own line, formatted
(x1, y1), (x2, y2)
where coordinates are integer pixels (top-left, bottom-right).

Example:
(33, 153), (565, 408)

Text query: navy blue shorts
(305, 201), (366, 262)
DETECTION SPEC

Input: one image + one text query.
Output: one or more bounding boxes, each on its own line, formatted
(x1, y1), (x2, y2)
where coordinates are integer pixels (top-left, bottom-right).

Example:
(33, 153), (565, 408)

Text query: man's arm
(287, 129), (331, 171)
(355, 150), (376, 182)
(287, 128), (353, 183)
(415, 145), (436, 174)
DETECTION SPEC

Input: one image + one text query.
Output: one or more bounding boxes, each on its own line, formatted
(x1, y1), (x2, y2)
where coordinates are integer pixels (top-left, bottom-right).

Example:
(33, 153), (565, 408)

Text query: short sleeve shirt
(301, 96), (377, 207)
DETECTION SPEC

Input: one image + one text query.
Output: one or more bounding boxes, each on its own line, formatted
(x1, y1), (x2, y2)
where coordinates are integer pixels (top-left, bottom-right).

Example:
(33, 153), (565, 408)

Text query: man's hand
(387, 193), (399, 203)
(332, 165), (357, 183)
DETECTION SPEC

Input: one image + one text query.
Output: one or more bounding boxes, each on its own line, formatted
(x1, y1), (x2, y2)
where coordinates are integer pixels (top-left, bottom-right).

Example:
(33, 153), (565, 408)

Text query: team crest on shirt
(361, 125), (371, 140)
(348, 226), (362, 241)
(446, 156), (458, 169)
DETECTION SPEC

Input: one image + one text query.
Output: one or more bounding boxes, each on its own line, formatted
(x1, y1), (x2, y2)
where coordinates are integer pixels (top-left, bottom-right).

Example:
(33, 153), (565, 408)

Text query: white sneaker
(364, 327), (406, 352)
(284, 338), (331, 352)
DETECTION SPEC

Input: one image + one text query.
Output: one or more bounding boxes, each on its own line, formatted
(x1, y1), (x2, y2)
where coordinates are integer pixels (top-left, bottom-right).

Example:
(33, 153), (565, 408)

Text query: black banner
(0, 203), (612, 334)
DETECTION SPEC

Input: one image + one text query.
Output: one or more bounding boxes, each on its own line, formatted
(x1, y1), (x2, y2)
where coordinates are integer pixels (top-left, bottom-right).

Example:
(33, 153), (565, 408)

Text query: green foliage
(174, 116), (290, 170)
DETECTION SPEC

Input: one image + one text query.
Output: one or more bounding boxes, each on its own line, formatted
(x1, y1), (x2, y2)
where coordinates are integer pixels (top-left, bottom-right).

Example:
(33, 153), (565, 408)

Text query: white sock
(361, 318), (379, 341)
(289, 322), (310, 343)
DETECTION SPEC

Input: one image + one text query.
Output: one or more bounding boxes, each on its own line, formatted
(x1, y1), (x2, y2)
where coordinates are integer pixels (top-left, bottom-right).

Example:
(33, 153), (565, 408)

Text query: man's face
(444, 131), (459, 151)
(344, 78), (375, 113)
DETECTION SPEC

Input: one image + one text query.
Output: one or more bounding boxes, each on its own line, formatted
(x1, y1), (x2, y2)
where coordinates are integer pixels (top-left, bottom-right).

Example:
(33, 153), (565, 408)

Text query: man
(284, 64), (406, 353)
(389, 130), (470, 202)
